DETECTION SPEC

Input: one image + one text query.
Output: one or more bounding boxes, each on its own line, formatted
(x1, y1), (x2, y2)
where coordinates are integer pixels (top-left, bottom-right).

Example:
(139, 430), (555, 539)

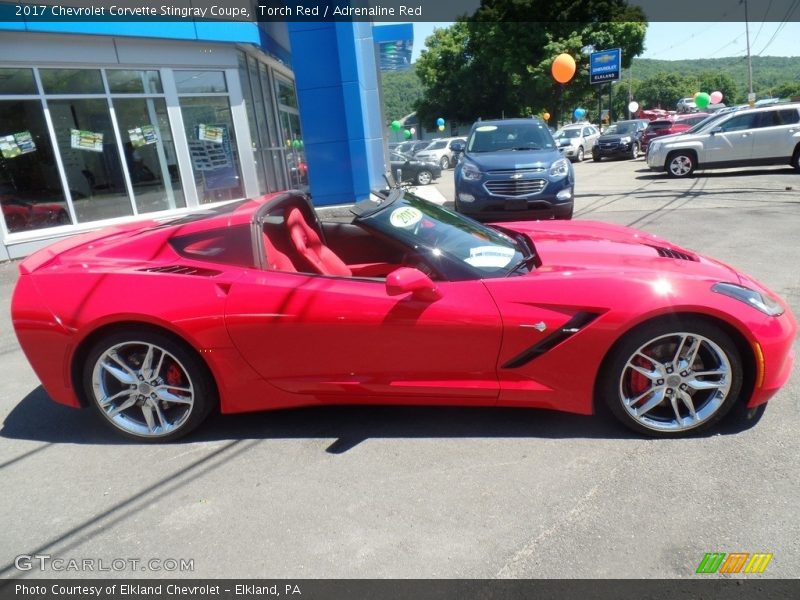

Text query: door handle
(741, 133), (751, 137)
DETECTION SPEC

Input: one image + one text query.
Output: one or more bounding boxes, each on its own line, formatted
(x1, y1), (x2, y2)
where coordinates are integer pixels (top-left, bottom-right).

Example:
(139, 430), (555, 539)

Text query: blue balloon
(573, 108), (586, 120)
(436, 117), (445, 127)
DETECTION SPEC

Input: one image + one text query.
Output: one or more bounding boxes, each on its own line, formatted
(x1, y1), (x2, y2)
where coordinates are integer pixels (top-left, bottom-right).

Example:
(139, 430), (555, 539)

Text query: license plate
(505, 199), (527, 211)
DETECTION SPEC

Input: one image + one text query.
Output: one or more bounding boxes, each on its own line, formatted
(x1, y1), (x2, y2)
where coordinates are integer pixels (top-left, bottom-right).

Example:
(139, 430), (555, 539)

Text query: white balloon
(628, 101), (639, 113)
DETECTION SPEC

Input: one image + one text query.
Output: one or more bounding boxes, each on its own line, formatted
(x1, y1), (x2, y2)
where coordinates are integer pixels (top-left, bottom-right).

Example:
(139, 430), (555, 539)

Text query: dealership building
(0, 17), (403, 260)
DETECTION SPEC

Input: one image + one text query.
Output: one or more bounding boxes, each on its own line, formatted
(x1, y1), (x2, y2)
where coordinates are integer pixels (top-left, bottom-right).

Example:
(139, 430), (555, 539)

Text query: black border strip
(2, 579), (798, 600)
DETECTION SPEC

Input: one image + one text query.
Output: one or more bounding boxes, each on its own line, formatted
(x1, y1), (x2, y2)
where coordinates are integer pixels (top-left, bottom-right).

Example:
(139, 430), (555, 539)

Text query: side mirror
(451, 141), (465, 153)
(710, 127), (723, 135)
(385, 267), (442, 302)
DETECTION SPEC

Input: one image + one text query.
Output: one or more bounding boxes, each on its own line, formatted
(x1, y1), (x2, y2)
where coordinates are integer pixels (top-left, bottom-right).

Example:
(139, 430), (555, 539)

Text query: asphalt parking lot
(1, 157), (798, 580)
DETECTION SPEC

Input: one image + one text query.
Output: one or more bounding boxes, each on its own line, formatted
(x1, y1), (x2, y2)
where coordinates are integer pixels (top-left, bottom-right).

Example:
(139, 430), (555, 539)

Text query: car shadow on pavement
(635, 166), (797, 180)
(2, 385), (760, 451)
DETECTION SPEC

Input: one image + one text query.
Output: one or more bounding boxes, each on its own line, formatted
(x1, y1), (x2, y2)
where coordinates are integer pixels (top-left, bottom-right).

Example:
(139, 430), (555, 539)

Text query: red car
(641, 113), (709, 152)
(11, 191), (796, 441)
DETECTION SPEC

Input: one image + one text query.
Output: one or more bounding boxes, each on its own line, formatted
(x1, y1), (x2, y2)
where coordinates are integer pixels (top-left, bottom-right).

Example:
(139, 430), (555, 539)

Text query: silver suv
(413, 137), (467, 170)
(647, 103), (800, 178)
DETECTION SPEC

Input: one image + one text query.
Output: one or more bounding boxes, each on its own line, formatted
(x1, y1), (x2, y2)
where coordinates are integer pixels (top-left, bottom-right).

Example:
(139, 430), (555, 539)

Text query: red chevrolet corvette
(11, 190), (796, 441)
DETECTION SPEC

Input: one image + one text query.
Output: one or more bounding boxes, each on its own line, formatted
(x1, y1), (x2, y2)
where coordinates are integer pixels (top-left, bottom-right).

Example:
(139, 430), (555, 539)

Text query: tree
(414, 0), (647, 127)
(635, 72), (697, 110)
(771, 80), (800, 100)
(695, 71), (739, 105)
(380, 67), (423, 124)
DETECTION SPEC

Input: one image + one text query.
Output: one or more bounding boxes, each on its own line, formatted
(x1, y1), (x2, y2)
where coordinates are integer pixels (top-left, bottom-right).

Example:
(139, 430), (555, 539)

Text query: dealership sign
(590, 49), (621, 84)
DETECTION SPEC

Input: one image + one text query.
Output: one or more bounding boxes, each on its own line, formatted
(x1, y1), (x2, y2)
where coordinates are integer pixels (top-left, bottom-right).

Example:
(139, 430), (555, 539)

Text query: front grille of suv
(484, 179), (547, 197)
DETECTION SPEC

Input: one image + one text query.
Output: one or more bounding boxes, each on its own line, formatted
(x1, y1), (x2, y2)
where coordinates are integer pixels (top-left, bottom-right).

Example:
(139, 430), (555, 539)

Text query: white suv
(413, 137), (467, 170)
(647, 103), (800, 178)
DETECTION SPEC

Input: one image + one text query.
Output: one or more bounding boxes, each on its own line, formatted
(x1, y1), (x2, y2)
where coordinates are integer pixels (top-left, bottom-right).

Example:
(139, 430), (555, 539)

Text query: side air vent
(140, 265), (222, 277)
(649, 245), (698, 262)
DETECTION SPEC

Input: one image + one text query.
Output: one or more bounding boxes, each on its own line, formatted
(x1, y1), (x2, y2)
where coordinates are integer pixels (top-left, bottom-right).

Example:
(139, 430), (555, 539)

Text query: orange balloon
(551, 54), (576, 84)
(542, 112), (551, 121)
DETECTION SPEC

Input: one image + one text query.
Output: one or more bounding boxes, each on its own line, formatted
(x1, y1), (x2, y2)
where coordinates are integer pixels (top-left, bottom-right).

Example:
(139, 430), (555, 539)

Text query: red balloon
(551, 54), (576, 84)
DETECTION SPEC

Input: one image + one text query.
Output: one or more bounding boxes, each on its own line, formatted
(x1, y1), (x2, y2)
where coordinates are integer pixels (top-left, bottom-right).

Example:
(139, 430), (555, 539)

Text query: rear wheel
(599, 318), (742, 437)
(83, 329), (217, 441)
(792, 146), (800, 172)
(415, 169), (433, 185)
(667, 151), (695, 178)
(576, 147), (585, 162)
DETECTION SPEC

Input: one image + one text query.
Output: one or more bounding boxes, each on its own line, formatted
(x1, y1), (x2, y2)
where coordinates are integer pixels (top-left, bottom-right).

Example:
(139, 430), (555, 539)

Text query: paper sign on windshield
(464, 246), (515, 268)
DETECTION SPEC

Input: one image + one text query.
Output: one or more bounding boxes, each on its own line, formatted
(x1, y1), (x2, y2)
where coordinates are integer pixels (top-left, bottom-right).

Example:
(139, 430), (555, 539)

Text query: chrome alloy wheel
(618, 332), (732, 433)
(668, 154), (693, 177)
(91, 341), (195, 438)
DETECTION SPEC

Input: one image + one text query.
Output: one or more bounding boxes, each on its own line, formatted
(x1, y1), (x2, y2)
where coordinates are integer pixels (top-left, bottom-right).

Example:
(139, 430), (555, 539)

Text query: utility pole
(744, 0), (754, 105)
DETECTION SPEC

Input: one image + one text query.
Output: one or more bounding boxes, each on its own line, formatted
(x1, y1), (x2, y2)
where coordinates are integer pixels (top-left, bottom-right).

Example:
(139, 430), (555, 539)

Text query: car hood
(465, 149), (561, 170)
(597, 134), (633, 143)
(499, 219), (743, 283)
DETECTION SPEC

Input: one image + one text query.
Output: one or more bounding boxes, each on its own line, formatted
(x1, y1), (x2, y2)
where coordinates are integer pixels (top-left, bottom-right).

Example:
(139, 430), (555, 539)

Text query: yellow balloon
(542, 112), (551, 121)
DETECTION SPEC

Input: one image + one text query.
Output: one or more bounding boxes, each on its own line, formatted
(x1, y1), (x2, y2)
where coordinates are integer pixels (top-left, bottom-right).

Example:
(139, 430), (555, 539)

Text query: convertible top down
(11, 190), (796, 441)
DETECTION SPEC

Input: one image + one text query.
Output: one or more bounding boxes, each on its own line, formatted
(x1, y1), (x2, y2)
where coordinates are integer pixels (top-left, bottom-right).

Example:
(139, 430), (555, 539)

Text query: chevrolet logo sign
(510, 173), (524, 179)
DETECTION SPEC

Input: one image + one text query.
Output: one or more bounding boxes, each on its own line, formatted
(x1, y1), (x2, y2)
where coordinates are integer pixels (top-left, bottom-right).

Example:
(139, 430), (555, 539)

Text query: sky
(409, 22), (800, 63)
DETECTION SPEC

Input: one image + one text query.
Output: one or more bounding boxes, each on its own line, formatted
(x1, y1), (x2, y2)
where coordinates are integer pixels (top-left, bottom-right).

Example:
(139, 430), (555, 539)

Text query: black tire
(792, 146), (800, 172)
(82, 328), (217, 442)
(415, 169), (433, 185)
(666, 151), (696, 178)
(439, 156), (450, 170)
(598, 317), (743, 438)
(592, 152), (601, 162)
(630, 143), (639, 160)
(554, 203), (574, 220)
(576, 147), (585, 162)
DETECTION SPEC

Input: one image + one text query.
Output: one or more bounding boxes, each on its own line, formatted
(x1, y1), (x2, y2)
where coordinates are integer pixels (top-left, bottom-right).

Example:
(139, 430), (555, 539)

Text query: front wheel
(82, 329), (217, 441)
(576, 147), (585, 162)
(792, 147), (800, 172)
(598, 318), (743, 437)
(439, 156), (450, 170)
(415, 169), (433, 185)
(667, 151), (695, 178)
(630, 143), (639, 159)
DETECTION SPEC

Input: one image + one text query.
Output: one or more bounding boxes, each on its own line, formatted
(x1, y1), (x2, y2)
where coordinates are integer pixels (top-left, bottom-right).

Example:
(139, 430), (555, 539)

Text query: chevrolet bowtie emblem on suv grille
(510, 173), (524, 179)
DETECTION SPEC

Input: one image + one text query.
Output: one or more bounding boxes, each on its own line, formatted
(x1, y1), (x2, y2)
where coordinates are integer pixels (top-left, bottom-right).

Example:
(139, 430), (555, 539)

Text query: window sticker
(389, 206), (423, 228)
(0, 131), (36, 159)
(198, 123), (224, 144)
(463, 245), (516, 268)
(128, 125), (158, 148)
(70, 129), (104, 152)
(475, 125), (498, 132)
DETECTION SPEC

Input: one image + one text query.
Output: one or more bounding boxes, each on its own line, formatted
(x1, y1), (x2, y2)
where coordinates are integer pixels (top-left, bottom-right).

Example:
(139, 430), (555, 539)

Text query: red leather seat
(286, 207), (351, 276)
(262, 230), (296, 272)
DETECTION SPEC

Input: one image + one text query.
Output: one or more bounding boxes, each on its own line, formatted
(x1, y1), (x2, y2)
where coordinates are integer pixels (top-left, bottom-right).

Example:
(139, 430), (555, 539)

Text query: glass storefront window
(175, 71), (227, 94)
(179, 96), (243, 203)
(0, 68), (37, 95)
(0, 100), (72, 233)
(275, 77), (298, 109)
(107, 70), (163, 94)
(40, 69), (104, 95)
(112, 97), (186, 214)
(48, 98), (132, 223)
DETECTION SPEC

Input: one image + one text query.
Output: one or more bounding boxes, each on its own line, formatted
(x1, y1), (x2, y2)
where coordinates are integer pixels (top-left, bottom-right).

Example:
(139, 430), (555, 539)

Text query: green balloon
(695, 92), (711, 109)
(403, 129), (411, 139)
(390, 120), (402, 132)
(292, 139), (300, 149)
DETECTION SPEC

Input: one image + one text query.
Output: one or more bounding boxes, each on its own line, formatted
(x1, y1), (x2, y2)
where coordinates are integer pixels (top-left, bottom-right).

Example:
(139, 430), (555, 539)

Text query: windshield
(555, 129), (581, 138)
(685, 113), (727, 134)
(606, 123), (635, 135)
(355, 192), (529, 278)
(467, 122), (555, 152)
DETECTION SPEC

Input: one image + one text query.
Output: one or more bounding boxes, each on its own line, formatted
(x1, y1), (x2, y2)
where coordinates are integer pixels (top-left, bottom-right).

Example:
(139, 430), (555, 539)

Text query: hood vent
(649, 245), (697, 262)
(140, 265), (221, 277)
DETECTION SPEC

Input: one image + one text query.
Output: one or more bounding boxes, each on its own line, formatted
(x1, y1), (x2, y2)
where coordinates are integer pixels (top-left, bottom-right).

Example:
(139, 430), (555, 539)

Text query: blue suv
(454, 118), (575, 221)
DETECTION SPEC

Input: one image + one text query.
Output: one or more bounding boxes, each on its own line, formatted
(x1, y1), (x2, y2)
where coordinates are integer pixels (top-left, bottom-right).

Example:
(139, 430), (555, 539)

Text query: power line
(755, 0), (800, 56)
